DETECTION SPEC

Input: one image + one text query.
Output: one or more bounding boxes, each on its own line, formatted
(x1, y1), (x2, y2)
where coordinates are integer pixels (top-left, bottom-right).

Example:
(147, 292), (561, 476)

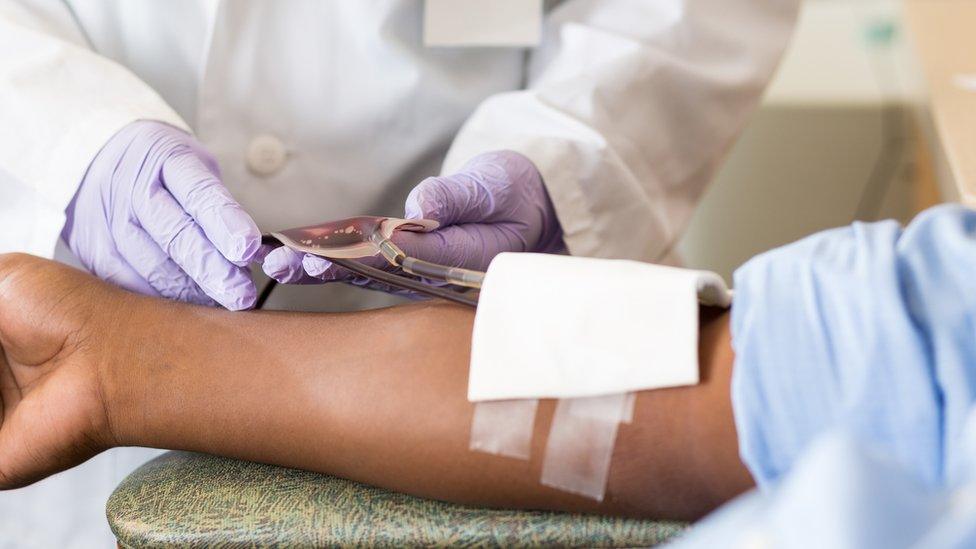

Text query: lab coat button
(246, 134), (287, 176)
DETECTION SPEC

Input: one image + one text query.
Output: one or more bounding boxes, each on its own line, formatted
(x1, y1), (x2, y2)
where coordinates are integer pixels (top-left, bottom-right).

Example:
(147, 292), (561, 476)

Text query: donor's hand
(0, 253), (124, 488)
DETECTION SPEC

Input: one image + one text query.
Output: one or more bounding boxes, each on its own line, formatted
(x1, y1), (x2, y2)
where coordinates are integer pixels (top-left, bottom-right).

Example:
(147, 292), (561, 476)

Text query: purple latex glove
(262, 150), (564, 289)
(62, 120), (262, 310)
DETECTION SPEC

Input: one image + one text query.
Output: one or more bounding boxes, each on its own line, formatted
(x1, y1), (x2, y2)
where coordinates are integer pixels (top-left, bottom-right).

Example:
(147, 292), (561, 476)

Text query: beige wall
(676, 0), (935, 282)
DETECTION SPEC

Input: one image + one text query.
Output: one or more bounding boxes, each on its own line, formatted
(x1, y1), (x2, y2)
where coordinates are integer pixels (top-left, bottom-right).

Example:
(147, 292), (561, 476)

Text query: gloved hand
(262, 150), (564, 288)
(62, 120), (262, 310)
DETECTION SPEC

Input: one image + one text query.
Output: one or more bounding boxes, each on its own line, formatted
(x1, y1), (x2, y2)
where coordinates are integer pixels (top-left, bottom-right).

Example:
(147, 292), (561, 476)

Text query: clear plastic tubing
(374, 236), (485, 289)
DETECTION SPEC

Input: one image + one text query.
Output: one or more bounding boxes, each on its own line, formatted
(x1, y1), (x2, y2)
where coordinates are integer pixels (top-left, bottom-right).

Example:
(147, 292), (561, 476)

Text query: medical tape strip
(540, 393), (629, 501)
(620, 392), (636, 424)
(469, 399), (539, 460)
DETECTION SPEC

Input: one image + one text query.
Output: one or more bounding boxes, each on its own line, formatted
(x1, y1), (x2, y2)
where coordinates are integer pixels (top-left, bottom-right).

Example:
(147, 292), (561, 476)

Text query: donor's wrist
(96, 292), (178, 449)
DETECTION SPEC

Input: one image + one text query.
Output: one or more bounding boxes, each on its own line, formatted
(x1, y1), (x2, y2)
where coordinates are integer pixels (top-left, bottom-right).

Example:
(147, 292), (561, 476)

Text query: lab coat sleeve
(444, 0), (799, 261)
(0, 1), (189, 258)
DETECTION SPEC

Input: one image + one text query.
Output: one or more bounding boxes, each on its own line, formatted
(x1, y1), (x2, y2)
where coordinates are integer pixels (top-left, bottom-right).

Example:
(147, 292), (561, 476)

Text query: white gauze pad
(540, 393), (629, 501)
(469, 399), (539, 459)
(468, 253), (730, 401)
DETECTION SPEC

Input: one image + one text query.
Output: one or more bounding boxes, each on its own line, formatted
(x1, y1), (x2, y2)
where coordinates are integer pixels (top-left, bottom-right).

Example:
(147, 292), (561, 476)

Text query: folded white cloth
(468, 253), (730, 401)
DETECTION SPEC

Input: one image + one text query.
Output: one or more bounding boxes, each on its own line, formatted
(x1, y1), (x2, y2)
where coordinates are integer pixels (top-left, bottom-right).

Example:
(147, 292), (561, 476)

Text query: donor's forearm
(107, 296), (750, 520)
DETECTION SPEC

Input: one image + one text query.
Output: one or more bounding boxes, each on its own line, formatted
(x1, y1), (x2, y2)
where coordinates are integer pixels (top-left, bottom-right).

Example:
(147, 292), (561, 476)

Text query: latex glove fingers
(133, 187), (256, 310)
(160, 152), (261, 266)
(404, 150), (540, 225)
(262, 246), (331, 285)
(61, 199), (160, 298)
(404, 150), (564, 267)
(112, 218), (217, 306)
(65, 120), (261, 310)
(392, 223), (528, 271)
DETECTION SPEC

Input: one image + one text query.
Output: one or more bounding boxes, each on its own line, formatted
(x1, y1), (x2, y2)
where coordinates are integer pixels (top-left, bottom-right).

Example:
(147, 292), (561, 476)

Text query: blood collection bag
(272, 216), (439, 259)
(264, 215), (481, 306)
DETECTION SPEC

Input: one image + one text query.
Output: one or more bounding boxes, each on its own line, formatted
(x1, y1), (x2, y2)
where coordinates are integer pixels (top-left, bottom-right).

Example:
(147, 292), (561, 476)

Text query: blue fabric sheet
(730, 204), (976, 488)
(669, 204), (976, 548)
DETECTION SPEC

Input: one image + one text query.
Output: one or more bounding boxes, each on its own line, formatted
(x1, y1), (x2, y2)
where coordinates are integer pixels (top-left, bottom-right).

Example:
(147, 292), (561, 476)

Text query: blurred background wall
(676, 0), (945, 283)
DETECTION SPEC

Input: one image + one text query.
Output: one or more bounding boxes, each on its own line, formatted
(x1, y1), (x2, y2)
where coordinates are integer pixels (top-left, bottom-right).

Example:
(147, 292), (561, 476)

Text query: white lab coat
(0, 0), (798, 546)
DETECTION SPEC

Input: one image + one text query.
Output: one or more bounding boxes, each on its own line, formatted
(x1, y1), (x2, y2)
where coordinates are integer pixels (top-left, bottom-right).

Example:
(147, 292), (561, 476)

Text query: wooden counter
(905, 0), (976, 205)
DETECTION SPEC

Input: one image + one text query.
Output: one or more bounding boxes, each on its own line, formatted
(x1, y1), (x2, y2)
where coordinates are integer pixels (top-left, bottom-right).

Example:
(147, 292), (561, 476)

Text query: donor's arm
(0, 253), (751, 521)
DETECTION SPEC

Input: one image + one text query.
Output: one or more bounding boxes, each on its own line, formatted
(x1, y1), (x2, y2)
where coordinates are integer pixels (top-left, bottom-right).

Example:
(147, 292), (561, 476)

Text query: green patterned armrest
(108, 451), (686, 548)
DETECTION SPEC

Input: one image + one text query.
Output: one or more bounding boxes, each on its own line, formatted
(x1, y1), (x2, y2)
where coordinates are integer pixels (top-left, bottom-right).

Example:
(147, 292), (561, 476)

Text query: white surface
(469, 253), (723, 401)
(424, 0), (542, 47)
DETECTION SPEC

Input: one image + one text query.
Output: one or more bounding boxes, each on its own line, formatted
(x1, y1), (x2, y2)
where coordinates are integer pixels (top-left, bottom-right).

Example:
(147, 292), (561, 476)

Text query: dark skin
(0, 253), (752, 521)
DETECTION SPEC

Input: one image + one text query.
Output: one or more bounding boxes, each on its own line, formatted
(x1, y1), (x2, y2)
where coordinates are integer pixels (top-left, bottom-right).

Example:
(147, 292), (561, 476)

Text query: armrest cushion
(108, 451), (685, 547)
